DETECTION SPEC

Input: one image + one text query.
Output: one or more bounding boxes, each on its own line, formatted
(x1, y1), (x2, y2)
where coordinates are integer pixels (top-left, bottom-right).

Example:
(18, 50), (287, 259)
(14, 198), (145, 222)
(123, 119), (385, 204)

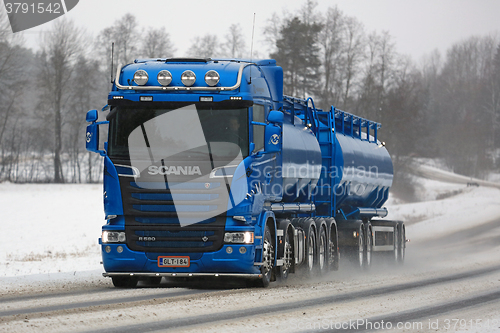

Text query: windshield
(108, 105), (249, 163)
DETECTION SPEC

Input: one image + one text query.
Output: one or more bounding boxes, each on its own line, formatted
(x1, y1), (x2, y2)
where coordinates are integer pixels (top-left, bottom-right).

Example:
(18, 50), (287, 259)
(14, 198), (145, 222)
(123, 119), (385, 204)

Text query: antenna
(110, 42), (115, 84)
(249, 13), (256, 83)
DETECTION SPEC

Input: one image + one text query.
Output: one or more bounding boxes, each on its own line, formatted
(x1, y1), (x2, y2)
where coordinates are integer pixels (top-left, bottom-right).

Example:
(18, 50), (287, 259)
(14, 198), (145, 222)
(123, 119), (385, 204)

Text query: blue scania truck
(86, 58), (404, 288)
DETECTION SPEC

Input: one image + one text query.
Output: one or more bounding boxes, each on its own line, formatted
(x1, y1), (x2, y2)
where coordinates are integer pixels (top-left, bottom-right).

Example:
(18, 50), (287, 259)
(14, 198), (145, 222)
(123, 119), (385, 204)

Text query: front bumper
(101, 243), (261, 275)
(103, 272), (262, 279)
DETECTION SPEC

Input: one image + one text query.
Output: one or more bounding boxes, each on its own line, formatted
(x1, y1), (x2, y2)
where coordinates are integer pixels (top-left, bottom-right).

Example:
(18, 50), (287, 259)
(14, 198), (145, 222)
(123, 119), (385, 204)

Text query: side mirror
(86, 109), (98, 123)
(264, 123), (281, 153)
(86, 109), (108, 156)
(267, 110), (283, 124)
(86, 123), (99, 153)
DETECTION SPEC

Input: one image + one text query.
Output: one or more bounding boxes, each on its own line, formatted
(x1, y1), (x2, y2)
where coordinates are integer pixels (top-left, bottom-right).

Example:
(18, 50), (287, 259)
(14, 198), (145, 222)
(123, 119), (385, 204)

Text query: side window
(253, 104), (265, 152)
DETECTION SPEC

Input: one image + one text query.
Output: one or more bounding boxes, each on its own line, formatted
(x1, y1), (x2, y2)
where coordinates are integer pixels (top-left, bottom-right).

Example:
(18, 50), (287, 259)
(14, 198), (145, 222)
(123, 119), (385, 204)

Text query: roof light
(133, 70), (149, 86)
(204, 70), (220, 86)
(157, 70), (172, 86)
(181, 70), (196, 87)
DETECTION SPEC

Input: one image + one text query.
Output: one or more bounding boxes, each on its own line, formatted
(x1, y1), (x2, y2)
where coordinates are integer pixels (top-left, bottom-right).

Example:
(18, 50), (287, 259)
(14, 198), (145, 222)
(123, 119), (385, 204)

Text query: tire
(302, 220), (317, 278)
(145, 277), (162, 286)
(397, 223), (405, 264)
(318, 227), (328, 275)
(277, 229), (293, 282)
(364, 224), (373, 269)
(347, 225), (365, 268)
(393, 225), (400, 262)
(256, 224), (274, 287)
(327, 223), (339, 271)
(112, 276), (138, 288)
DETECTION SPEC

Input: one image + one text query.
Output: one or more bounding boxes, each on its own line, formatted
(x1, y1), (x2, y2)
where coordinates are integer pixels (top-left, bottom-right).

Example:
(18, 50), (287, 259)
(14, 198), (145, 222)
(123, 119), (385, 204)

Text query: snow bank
(0, 183), (104, 279)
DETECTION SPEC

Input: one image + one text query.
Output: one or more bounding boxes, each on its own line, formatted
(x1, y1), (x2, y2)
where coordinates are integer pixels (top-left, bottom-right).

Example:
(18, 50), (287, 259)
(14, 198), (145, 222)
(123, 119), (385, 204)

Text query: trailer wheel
(393, 225), (400, 262)
(256, 224), (274, 287)
(112, 276), (138, 288)
(318, 227), (328, 275)
(397, 223), (405, 264)
(277, 229), (293, 282)
(328, 223), (339, 271)
(357, 227), (365, 268)
(364, 224), (373, 269)
(302, 221), (317, 277)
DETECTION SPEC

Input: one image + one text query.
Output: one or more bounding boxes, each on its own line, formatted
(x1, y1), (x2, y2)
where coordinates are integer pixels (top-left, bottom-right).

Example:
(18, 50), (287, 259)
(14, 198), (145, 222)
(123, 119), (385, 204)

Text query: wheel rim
(319, 230), (326, 271)
(399, 226), (406, 262)
(263, 236), (274, 277)
(366, 227), (372, 266)
(308, 232), (315, 271)
(358, 230), (364, 267)
(394, 227), (399, 261)
(282, 233), (292, 276)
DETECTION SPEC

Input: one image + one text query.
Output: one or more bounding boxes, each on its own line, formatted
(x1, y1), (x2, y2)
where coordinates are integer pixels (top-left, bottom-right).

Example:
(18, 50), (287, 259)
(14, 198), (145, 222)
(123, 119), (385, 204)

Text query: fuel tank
(333, 133), (393, 210)
(281, 115), (322, 202)
(279, 113), (393, 211)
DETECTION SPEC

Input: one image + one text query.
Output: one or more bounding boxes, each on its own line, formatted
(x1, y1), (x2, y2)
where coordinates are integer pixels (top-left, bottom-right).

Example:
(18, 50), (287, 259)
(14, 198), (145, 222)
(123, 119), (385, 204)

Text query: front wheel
(256, 224), (274, 287)
(112, 276), (138, 288)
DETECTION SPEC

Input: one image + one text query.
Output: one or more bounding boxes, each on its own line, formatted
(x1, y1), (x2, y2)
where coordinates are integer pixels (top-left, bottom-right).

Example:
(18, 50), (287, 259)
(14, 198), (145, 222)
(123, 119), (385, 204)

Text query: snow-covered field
(1, 171), (500, 292)
(0, 183), (105, 291)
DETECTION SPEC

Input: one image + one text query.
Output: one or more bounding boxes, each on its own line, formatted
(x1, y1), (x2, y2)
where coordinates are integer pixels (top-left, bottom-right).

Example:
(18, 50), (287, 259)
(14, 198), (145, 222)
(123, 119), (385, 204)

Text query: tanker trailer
(85, 58), (404, 288)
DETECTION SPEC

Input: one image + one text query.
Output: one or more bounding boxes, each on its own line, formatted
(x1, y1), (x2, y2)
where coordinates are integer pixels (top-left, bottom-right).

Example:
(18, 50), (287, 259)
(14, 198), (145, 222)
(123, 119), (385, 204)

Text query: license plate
(158, 256), (190, 267)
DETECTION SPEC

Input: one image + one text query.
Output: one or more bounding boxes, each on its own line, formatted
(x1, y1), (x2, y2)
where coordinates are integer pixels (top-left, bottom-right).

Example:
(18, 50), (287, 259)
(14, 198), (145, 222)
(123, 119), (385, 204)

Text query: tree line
(1, 2), (499, 200)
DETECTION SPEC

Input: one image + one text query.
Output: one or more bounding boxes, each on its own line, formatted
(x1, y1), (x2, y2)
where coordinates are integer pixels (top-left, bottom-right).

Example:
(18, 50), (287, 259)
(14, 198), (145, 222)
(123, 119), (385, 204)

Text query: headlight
(102, 231), (126, 243)
(157, 70), (172, 86)
(224, 232), (254, 244)
(181, 70), (196, 86)
(133, 70), (149, 85)
(204, 70), (220, 86)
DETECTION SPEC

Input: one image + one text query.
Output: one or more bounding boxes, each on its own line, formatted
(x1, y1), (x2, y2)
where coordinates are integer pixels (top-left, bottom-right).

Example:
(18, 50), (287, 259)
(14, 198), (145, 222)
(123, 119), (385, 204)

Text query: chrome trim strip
(251, 156), (276, 167)
(103, 272), (262, 279)
(270, 203), (316, 213)
(114, 62), (252, 91)
(209, 165), (239, 178)
(114, 164), (140, 178)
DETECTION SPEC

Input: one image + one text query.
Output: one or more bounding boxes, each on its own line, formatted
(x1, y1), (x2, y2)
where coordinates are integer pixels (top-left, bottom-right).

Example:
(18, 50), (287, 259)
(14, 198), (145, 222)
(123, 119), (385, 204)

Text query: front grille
(117, 170), (229, 252)
(125, 220), (224, 253)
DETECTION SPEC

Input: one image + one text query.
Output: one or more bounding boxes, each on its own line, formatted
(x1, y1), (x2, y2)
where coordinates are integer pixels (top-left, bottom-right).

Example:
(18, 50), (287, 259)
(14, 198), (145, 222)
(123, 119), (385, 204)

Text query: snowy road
(1, 178), (500, 332)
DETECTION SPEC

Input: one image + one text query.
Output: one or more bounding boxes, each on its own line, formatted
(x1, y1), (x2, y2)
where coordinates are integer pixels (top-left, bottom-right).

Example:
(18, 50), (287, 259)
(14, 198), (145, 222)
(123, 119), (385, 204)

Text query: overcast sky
(14, 0), (500, 62)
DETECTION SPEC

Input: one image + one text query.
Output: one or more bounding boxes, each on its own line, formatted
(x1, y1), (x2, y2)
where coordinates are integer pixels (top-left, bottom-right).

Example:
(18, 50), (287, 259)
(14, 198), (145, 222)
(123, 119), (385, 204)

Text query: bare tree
(341, 16), (365, 109)
(37, 18), (83, 183)
(317, 6), (345, 108)
(187, 34), (220, 58)
(221, 24), (246, 58)
(142, 27), (176, 59)
(95, 13), (140, 79)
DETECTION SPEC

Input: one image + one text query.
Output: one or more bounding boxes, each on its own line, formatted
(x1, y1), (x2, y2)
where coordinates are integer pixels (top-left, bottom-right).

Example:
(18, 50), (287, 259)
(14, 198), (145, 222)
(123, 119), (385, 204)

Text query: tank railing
(305, 97), (319, 133)
(334, 109), (381, 142)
